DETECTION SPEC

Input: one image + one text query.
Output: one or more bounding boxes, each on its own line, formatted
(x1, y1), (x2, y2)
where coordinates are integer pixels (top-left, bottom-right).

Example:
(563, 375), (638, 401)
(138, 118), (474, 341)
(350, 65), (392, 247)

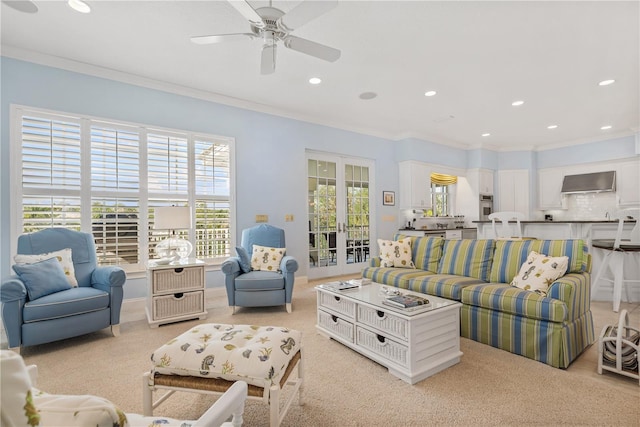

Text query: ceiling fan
(191, 0), (341, 75)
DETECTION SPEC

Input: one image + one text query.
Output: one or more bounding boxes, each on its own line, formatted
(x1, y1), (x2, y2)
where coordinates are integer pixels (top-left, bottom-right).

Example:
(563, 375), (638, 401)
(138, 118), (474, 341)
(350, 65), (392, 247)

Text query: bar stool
(488, 211), (524, 240)
(592, 208), (640, 312)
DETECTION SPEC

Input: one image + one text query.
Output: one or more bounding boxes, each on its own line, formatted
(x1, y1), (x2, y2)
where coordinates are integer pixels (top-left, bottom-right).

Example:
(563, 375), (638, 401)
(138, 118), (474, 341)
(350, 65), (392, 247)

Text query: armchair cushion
(33, 391), (127, 427)
(235, 246), (252, 273)
(23, 287), (109, 322)
(234, 270), (284, 291)
(251, 244), (285, 272)
(12, 257), (72, 300)
(14, 248), (78, 287)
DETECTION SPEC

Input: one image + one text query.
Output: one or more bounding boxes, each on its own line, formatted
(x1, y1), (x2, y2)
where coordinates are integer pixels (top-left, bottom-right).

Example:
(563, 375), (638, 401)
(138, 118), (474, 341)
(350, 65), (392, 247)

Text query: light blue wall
(1, 57), (636, 299)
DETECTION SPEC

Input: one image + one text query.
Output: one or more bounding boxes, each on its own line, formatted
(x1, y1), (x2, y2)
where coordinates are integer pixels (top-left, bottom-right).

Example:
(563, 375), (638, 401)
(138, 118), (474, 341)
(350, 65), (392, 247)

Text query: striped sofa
(362, 235), (595, 368)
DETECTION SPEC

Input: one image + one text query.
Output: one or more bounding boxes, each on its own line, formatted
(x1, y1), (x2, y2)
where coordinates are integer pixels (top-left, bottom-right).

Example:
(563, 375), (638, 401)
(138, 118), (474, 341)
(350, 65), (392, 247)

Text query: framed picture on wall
(383, 191), (395, 206)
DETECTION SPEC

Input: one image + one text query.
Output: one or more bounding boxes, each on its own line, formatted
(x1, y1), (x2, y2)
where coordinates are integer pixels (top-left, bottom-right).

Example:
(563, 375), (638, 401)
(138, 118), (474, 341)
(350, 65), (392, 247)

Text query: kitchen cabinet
(616, 159), (640, 206)
(497, 169), (529, 216)
(538, 168), (567, 210)
(467, 168), (494, 195)
(399, 161), (431, 210)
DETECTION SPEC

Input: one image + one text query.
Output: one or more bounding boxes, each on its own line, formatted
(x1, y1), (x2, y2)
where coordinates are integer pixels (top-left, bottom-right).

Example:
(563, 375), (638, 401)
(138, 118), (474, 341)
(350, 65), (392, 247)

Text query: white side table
(146, 259), (207, 328)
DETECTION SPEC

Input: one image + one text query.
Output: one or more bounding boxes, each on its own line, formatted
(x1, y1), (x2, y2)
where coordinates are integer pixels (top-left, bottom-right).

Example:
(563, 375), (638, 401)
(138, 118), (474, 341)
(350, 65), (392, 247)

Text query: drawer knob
(331, 315), (338, 323)
(376, 310), (386, 318)
(173, 268), (184, 273)
(173, 293), (184, 299)
(376, 334), (386, 344)
(334, 296), (341, 302)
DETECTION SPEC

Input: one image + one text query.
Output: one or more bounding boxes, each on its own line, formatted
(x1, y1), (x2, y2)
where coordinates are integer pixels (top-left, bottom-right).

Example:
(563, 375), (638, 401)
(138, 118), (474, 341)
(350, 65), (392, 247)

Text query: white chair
(592, 208), (640, 312)
(0, 349), (248, 427)
(488, 211), (525, 240)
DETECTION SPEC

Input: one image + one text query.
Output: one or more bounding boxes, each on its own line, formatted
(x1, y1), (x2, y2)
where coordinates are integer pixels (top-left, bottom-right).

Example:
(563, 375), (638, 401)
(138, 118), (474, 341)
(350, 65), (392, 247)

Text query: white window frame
(10, 104), (236, 274)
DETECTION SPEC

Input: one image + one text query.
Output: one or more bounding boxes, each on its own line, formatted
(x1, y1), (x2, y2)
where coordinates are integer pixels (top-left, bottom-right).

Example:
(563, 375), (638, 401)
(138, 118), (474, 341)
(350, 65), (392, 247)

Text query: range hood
(561, 171), (616, 194)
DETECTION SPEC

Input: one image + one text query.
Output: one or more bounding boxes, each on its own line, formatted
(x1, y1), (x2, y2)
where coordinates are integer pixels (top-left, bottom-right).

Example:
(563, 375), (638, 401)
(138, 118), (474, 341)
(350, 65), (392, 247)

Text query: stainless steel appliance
(479, 194), (493, 221)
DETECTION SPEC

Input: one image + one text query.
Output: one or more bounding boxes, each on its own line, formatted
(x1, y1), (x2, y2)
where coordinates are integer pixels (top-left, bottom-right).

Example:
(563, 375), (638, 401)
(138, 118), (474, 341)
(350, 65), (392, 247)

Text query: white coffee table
(316, 282), (462, 384)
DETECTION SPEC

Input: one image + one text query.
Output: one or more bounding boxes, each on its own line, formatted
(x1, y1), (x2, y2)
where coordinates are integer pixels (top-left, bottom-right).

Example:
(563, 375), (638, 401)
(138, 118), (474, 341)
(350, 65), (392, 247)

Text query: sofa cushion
(461, 283), (567, 322)
(437, 239), (495, 281)
(489, 239), (541, 283)
(12, 257), (73, 301)
(535, 240), (588, 273)
(361, 266), (433, 289)
(22, 287), (110, 323)
(408, 274), (486, 301)
(251, 245), (285, 272)
(510, 251), (568, 296)
(378, 238), (415, 268)
(395, 234), (444, 272)
(15, 248), (78, 287)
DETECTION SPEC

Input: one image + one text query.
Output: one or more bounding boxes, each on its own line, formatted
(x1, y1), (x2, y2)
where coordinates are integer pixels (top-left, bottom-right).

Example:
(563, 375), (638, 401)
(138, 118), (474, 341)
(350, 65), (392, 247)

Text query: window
(431, 183), (450, 216)
(12, 105), (235, 271)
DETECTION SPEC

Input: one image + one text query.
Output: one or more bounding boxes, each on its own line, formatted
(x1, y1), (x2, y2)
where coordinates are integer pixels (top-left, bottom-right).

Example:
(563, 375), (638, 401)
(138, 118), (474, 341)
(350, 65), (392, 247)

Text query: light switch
(255, 214), (268, 223)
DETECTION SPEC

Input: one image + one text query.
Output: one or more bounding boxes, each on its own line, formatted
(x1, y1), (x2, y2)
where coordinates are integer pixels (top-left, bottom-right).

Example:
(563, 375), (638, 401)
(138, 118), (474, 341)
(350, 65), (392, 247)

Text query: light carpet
(16, 279), (640, 426)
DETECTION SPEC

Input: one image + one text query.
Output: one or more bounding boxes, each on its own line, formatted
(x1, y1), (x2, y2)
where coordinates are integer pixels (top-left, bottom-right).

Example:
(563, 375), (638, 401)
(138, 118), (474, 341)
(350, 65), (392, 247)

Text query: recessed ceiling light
(547, 125), (558, 129)
(359, 92), (377, 100)
(481, 133), (491, 137)
(68, 0), (91, 13)
(424, 90), (437, 97)
(308, 77), (322, 85)
(511, 100), (524, 107)
(598, 79), (615, 86)
(600, 125), (612, 130)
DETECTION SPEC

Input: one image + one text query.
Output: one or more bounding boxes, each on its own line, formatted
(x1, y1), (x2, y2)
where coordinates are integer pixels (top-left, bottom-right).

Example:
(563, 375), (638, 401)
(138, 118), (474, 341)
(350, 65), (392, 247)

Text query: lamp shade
(154, 206), (191, 230)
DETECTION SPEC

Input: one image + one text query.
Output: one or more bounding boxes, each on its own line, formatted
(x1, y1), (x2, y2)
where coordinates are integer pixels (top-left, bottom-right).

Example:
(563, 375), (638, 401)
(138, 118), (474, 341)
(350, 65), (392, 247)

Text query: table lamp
(153, 206), (193, 262)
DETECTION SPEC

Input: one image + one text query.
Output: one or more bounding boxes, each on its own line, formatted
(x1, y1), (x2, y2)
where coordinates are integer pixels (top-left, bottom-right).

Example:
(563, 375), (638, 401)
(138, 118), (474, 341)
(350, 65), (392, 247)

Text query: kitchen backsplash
(545, 192), (618, 221)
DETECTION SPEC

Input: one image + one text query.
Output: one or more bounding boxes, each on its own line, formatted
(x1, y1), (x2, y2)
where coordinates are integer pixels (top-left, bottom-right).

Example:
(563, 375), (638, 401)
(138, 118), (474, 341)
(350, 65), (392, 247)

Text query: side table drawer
(318, 310), (355, 343)
(153, 266), (204, 294)
(318, 291), (356, 318)
(357, 305), (409, 341)
(152, 291), (204, 320)
(356, 326), (408, 366)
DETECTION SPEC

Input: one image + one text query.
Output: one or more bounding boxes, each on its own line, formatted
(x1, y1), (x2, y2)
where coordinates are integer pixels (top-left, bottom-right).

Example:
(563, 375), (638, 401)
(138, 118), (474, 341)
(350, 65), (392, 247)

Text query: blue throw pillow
(12, 257), (72, 300)
(235, 246), (252, 273)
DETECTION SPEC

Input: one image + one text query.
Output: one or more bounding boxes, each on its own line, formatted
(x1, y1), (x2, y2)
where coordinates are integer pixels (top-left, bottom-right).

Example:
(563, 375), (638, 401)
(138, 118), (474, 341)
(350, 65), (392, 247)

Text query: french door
(307, 151), (374, 279)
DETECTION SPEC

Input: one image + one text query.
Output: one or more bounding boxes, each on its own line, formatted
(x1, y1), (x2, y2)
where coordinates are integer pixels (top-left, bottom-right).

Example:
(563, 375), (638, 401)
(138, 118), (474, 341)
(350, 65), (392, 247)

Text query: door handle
(337, 223), (342, 233)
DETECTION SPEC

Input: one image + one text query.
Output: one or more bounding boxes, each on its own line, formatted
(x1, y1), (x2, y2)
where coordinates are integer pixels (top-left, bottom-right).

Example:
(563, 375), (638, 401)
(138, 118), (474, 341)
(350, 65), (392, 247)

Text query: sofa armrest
(547, 272), (591, 320)
(1, 276), (28, 303)
(91, 266), (126, 290)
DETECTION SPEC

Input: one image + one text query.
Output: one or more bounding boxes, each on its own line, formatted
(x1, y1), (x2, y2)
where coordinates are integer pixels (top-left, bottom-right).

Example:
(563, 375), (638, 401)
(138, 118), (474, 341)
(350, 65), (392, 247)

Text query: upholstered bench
(143, 323), (304, 427)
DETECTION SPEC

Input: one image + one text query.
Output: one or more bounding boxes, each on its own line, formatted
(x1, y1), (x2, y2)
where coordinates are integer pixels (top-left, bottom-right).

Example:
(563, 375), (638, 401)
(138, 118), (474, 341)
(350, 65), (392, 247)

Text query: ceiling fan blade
(261, 43), (276, 75)
(228, 0), (264, 29)
(284, 35), (341, 62)
(278, 0), (338, 31)
(191, 33), (256, 45)
(2, 0), (38, 13)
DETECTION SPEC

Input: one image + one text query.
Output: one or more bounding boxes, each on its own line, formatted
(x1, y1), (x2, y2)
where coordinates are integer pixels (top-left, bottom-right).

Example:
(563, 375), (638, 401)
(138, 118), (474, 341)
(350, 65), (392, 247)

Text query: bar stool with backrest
(592, 208), (640, 312)
(488, 211), (525, 240)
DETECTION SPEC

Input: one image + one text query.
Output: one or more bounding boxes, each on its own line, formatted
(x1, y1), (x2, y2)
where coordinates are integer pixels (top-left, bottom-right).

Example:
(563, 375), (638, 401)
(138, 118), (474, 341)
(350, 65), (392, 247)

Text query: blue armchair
(1, 228), (126, 351)
(221, 224), (298, 313)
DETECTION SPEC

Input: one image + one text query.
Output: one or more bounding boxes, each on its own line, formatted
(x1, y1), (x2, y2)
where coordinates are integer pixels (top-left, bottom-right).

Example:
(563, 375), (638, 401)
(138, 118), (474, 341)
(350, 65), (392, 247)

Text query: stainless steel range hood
(561, 171), (616, 194)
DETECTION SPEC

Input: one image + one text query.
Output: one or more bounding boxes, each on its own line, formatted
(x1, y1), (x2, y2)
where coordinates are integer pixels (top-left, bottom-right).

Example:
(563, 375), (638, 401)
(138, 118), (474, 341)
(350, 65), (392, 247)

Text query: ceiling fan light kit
(192, 0), (341, 75)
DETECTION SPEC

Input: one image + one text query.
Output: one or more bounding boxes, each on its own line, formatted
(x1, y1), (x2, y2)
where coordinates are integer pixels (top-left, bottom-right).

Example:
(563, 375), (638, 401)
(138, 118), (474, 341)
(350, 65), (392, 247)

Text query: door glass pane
(308, 159), (337, 268)
(345, 164), (370, 264)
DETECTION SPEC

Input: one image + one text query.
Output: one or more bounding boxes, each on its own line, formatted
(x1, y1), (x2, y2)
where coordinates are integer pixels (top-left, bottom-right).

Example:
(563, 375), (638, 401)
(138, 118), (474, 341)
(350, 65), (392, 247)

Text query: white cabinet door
(479, 169), (494, 195)
(497, 169), (529, 216)
(399, 161), (432, 209)
(616, 159), (640, 206)
(538, 168), (566, 210)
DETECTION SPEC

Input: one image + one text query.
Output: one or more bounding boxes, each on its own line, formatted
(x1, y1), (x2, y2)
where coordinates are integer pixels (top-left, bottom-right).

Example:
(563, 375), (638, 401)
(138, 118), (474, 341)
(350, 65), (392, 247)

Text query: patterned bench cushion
(151, 324), (301, 388)
(437, 239), (495, 282)
(362, 266), (433, 289)
(461, 283), (567, 322)
(407, 274), (486, 301)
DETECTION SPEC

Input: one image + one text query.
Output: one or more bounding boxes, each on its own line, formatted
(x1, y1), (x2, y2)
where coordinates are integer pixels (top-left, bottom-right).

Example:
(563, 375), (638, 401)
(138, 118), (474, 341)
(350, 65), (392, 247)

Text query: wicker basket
(318, 310), (354, 343)
(356, 326), (408, 366)
(357, 305), (408, 341)
(153, 291), (204, 320)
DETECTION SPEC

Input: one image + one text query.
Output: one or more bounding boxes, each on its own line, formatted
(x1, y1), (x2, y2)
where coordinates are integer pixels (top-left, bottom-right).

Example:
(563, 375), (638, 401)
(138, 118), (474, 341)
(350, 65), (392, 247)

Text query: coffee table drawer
(318, 310), (355, 343)
(356, 326), (408, 366)
(357, 305), (408, 341)
(318, 292), (356, 318)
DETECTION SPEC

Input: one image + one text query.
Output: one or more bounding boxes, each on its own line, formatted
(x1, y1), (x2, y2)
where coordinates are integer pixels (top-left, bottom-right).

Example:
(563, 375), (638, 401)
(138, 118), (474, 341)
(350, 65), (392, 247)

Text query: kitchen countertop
(399, 227), (477, 231)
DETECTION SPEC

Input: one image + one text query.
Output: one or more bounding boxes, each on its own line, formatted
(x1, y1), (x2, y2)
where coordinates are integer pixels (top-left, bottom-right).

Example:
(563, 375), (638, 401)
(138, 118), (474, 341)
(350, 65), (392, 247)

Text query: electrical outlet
(285, 214), (294, 222)
(255, 214), (268, 223)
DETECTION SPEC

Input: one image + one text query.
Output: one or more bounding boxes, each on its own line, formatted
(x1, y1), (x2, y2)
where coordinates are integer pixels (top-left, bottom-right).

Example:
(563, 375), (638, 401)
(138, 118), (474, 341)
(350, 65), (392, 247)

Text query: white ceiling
(2, 0), (639, 151)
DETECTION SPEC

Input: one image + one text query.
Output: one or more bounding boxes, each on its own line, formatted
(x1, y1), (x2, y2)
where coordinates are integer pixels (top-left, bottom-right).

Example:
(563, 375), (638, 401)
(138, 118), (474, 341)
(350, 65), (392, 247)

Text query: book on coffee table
(323, 281), (360, 292)
(383, 294), (430, 310)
